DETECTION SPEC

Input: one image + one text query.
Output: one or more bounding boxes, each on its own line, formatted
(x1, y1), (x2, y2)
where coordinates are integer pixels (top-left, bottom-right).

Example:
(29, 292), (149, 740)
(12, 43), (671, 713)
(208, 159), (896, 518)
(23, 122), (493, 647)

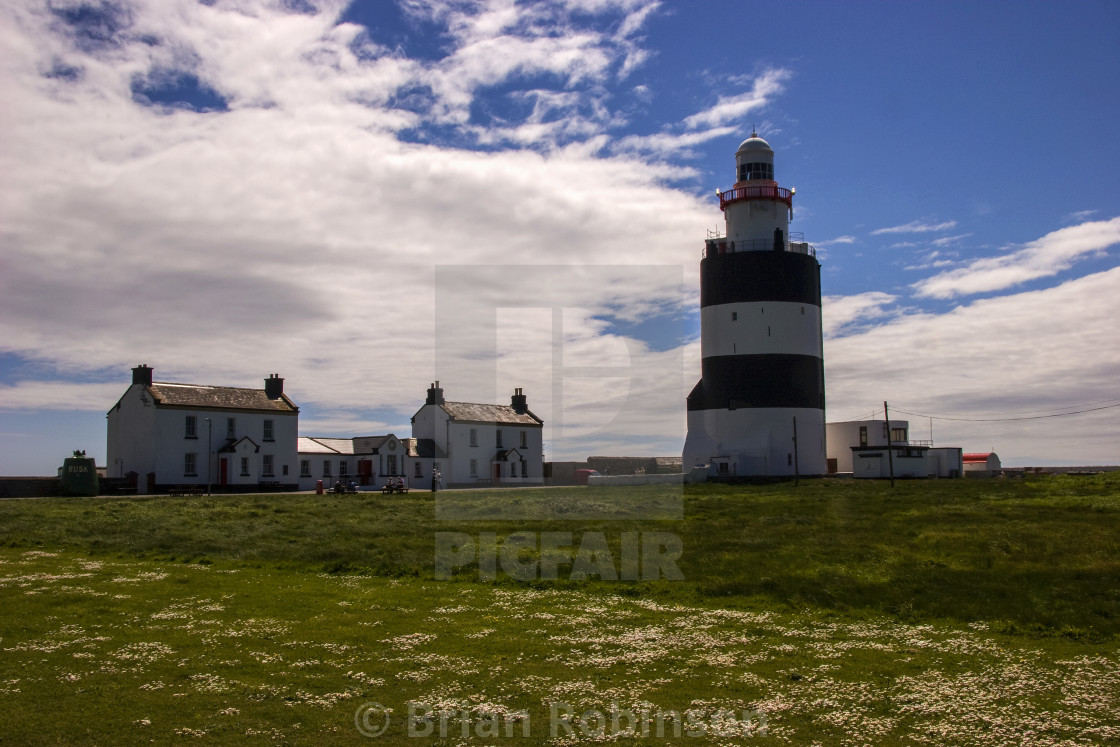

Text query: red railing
(719, 185), (793, 211)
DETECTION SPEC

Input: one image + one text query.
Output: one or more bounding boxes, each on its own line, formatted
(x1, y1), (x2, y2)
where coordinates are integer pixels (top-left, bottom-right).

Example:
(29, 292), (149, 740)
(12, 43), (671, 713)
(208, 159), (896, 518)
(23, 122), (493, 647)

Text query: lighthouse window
(738, 162), (773, 181)
(731, 312), (737, 321)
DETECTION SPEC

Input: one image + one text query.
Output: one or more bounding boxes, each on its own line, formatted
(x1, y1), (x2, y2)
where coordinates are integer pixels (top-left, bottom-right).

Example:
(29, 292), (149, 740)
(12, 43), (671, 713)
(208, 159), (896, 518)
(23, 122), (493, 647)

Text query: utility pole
(204, 417), (212, 496)
(883, 401), (895, 487)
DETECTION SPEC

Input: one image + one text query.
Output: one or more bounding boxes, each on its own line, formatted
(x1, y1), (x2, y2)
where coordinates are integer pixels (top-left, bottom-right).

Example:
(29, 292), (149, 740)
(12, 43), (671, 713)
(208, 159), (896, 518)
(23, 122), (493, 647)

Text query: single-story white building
(826, 419), (962, 479)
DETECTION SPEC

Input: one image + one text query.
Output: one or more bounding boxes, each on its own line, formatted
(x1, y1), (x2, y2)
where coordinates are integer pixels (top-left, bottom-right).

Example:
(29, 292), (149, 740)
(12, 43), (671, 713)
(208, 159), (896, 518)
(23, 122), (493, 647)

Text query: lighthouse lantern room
(683, 133), (827, 477)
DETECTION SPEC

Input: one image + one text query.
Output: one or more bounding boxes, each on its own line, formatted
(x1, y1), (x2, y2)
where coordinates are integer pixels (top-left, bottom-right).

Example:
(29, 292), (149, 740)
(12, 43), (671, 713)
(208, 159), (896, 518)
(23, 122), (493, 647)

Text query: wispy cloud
(682, 67), (791, 130)
(821, 292), (897, 338)
(912, 216), (1120, 299)
(871, 220), (958, 235)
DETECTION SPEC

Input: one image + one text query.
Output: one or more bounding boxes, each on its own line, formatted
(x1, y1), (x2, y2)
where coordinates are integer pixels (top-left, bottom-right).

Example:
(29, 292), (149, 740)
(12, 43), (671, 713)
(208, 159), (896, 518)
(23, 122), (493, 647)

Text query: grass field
(1, 475), (1118, 744)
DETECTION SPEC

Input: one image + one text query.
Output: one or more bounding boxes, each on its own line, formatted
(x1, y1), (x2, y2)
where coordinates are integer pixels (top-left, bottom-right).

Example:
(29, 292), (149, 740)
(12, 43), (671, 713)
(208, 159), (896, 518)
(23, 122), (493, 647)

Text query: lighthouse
(683, 133), (826, 477)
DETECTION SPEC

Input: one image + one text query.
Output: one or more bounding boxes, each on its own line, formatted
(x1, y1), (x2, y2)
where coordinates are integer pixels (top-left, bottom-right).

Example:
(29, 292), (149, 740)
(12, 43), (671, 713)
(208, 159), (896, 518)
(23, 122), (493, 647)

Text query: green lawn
(1, 475), (1118, 744)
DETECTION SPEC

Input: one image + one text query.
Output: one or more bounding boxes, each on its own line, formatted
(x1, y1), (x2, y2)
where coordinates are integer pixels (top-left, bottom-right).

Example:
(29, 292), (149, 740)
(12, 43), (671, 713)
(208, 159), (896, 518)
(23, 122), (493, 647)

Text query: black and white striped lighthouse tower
(683, 133), (826, 477)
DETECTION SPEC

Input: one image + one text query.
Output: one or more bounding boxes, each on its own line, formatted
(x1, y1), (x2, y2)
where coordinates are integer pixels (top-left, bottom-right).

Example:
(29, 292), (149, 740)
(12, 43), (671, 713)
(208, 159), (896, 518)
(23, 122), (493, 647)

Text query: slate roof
(298, 437), (356, 455)
(146, 382), (298, 413)
(408, 438), (446, 459)
(441, 401), (542, 425)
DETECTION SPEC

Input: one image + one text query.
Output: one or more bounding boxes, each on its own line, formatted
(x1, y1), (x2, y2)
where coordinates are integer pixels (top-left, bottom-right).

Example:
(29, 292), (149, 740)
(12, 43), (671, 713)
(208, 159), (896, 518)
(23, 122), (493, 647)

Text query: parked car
(573, 469), (601, 486)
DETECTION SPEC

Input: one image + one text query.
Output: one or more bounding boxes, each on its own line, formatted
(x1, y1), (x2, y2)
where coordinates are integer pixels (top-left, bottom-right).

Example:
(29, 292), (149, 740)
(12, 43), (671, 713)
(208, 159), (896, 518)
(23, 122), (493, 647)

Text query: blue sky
(2, 0), (1119, 474)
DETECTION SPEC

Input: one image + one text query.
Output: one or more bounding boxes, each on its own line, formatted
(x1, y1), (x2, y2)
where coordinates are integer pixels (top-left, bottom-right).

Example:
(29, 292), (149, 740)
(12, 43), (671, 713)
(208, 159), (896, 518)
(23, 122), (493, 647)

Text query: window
(282, 464), (288, 476)
(226, 417), (236, 439)
(520, 431), (527, 448)
(470, 428), (478, 447)
(511, 461), (518, 478)
(387, 455), (397, 475)
(184, 452), (197, 476)
(890, 428), (908, 444)
(185, 415), (197, 439)
(300, 460), (311, 477)
(469, 459), (478, 477)
(262, 454), (274, 477)
(339, 461), (349, 478)
(731, 311), (737, 321)
(240, 457), (249, 476)
(322, 460), (332, 477)
(415, 462), (423, 478)
(859, 426), (868, 447)
(496, 429), (503, 448)
(263, 419), (274, 441)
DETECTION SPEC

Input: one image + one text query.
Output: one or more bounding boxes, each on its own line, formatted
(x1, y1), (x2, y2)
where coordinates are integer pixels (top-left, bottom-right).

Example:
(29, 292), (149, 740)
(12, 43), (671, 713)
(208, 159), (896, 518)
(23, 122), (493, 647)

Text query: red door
(493, 463), (501, 483)
(220, 458), (228, 486)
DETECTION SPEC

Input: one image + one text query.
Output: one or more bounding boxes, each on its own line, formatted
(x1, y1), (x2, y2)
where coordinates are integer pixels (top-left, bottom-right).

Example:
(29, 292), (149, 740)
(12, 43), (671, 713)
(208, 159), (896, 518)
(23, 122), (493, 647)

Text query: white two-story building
(410, 382), (544, 487)
(106, 365), (299, 492)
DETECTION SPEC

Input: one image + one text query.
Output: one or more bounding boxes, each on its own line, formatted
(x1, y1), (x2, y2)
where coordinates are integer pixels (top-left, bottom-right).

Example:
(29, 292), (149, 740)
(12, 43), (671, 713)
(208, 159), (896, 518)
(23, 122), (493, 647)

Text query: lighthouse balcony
(704, 233), (816, 258)
(719, 184), (793, 211)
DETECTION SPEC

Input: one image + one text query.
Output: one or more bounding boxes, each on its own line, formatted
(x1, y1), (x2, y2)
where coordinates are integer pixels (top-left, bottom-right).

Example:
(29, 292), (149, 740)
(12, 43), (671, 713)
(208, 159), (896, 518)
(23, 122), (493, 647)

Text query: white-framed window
(415, 461), (422, 478)
(387, 455), (397, 475)
(322, 460), (332, 477)
(226, 417), (236, 439)
(520, 430), (527, 448)
(281, 464), (288, 476)
(300, 460), (311, 477)
(496, 429), (503, 447)
(262, 454), (274, 477)
(339, 461), (349, 478)
(184, 452), (197, 476)
(890, 428), (908, 444)
(263, 419), (274, 441)
(240, 457), (249, 476)
(469, 428), (478, 447)
(185, 415), (197, 438)
(469, 459), (478, 477)
(511, 461), (518, 478)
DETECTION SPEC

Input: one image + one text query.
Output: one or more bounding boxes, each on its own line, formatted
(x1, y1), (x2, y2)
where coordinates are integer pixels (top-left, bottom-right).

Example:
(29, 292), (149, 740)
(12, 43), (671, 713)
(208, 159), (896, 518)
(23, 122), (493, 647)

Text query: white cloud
(871, 220), (957, 235)
(826, 266), (1120, 464)
(912, 216), (1120, 299)
(682, 68), (791, 130)
(0, 0), (702, 467)
(821, 292), (897, 337)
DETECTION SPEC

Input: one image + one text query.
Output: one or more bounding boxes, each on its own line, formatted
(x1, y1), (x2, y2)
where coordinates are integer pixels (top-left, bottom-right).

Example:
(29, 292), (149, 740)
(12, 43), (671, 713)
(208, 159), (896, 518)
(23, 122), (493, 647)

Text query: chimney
(265, 373), (284, 400)
(426, 381), (445, 406)
(511, 387), (527, 414)
(132, 364), (153, 386)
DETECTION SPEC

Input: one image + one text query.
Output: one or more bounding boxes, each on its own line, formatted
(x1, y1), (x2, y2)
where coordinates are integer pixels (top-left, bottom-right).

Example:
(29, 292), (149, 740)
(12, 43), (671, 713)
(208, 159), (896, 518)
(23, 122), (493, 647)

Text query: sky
(2, 0), (1119, 475)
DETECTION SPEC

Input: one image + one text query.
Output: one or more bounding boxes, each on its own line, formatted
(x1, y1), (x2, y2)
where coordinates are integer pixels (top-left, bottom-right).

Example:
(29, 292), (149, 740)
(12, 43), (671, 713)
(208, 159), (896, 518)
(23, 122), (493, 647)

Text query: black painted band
(700, 251), (821, 307)
(687, 354), (825, 411)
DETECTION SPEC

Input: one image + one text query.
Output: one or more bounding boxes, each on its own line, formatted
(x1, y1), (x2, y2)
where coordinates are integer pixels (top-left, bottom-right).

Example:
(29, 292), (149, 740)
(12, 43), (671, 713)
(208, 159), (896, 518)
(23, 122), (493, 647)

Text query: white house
(296, 434), (411, 490)
(410, 382), (544, 487)
(826, 419), (963, 479)
(106, 365), (299, 492)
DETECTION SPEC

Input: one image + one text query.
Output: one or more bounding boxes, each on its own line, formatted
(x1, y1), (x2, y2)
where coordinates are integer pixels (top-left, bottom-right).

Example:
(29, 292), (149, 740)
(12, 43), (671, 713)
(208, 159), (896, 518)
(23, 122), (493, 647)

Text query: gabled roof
(146, 382), (298, 413)
(218, 436), (260, 454)
(298, 437), (356, 455)
(441, 401), (542, 425)
(495, 448), (524, 461)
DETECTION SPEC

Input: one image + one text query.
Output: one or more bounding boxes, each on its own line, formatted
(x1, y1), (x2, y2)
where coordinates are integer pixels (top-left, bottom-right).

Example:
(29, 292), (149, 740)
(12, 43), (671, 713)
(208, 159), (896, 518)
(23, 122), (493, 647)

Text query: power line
(889, 401), (1120, 423)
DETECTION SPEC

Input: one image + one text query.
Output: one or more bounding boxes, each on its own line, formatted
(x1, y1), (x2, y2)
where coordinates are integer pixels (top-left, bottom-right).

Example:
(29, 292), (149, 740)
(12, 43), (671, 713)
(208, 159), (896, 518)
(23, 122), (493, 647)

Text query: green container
(61, 456), (99, 496)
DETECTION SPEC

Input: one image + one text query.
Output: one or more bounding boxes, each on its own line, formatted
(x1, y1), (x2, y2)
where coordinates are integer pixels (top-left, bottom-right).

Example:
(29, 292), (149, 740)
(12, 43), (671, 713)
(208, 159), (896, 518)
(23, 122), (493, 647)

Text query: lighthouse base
(683, 407), (826, 478)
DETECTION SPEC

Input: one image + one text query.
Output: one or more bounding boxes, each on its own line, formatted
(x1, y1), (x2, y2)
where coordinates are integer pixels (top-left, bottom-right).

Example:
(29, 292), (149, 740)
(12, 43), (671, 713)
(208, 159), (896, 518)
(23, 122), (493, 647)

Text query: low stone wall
(0, 477), (62, 498)
(588, 468), (708, 487)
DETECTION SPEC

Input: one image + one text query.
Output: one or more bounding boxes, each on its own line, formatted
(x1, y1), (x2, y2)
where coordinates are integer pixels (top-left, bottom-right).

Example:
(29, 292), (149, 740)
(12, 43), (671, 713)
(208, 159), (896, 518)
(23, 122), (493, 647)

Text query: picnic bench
(380, 484), (409, 494)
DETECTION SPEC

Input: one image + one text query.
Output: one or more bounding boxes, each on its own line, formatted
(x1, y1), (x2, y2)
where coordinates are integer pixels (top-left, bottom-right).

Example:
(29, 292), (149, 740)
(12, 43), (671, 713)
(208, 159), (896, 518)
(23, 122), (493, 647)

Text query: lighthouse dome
(734, 131), (774, 183)
(736, 133), (773, 155)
